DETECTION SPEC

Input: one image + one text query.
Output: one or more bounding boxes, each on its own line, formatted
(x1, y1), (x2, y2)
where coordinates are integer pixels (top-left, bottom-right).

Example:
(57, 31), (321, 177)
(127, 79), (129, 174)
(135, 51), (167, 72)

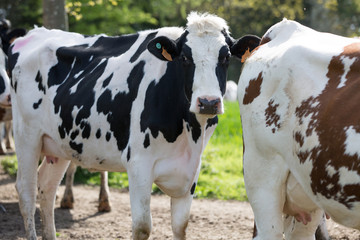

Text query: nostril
(7, 95), (11, 104)
(198, 97), (221, 114)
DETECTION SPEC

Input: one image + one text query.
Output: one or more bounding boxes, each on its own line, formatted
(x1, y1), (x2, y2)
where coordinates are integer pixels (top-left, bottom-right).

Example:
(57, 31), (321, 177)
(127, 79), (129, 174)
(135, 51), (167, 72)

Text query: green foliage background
(2, 0), (360, 80)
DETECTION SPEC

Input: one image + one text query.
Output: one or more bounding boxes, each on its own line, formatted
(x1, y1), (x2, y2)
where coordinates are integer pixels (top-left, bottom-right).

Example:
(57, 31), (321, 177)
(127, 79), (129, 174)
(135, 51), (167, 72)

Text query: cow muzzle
(197, 97), (223, 115)
(0, 94), (11, 108)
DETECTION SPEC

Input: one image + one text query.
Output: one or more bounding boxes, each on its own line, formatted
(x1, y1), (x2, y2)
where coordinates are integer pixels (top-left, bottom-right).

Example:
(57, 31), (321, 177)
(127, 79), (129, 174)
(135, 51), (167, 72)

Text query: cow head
(0, 41), (11, 107)
(148, 12), (260, 117)
(0, 19), (26, 107)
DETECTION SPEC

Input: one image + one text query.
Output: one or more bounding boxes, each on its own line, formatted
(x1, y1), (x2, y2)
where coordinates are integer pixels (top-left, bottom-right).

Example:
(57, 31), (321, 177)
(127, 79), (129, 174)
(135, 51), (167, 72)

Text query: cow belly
(283, 173), (319, 225)
(41, 135), (126, 172)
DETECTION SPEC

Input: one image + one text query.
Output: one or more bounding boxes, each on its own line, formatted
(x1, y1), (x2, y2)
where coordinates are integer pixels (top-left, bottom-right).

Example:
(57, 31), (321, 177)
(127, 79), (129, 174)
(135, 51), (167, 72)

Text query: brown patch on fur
(243, 72), (263, 105)
(265, 99), (281, 133)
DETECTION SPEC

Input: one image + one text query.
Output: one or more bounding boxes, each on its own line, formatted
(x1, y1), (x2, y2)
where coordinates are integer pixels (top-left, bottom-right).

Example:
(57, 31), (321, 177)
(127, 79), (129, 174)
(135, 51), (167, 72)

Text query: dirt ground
(0, 162), (359, 239)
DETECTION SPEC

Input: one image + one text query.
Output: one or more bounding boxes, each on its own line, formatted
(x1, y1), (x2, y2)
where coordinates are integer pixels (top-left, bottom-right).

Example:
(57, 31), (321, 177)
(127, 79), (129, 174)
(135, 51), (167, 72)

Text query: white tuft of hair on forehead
(186, 12), (229, 36)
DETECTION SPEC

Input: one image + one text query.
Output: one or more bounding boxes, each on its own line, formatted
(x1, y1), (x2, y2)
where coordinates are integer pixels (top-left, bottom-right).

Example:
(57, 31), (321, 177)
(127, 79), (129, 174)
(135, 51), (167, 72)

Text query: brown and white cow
(238, 19), (360, 239)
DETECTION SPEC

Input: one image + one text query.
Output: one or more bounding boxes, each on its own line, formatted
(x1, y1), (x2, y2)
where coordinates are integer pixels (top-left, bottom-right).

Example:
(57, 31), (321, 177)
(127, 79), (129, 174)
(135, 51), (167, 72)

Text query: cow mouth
(0, 95), (12, 108)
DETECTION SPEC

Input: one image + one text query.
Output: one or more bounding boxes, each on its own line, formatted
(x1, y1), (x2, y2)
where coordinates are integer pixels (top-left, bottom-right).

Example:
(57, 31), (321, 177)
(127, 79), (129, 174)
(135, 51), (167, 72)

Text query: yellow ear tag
(162, 47), (173, 61)
(241, 48), (251, 63)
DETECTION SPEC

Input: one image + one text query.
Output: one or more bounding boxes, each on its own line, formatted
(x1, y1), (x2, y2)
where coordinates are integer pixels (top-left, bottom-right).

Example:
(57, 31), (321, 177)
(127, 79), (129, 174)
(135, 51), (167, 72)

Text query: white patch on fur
(326, 164), (337, 177)
(338, 166), (360, 186)
(344, 126), (360, 156)
(338, 56), (356, 89)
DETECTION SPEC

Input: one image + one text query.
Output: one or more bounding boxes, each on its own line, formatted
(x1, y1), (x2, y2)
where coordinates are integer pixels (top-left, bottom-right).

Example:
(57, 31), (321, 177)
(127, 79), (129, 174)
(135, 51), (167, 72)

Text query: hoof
(98, 199), (111, 212)
(60, 197), (74, 209)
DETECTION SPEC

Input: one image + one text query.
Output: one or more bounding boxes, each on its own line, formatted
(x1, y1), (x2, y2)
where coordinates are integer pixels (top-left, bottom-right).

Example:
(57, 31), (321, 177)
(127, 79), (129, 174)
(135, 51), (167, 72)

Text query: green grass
(1, 156), (18, 177)
(1, 101), (246, 201)
(197, 101), (246, 200)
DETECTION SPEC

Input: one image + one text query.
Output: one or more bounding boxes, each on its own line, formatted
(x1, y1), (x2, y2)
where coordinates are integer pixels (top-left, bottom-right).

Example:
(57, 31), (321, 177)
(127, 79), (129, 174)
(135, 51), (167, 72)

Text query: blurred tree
(0, 0), (42, 29)
(304, 0), (360, 36)
(43, 0), (68, 30)
(66, 0), (158, 35)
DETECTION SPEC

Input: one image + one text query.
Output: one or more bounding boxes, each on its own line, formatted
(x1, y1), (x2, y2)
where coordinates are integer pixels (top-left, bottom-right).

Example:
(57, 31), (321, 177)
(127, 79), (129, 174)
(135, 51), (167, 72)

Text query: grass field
(198, 101), (245, 200)
(1, 101), (246, 201)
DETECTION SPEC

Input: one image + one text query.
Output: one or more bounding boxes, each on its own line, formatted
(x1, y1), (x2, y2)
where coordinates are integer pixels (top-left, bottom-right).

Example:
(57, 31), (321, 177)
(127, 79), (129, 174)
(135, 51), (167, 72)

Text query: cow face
(148, 32), (228, 116)
(0, 43), (11, 107)
(0, 19), (26, 107)
(148, 13), (260, 117)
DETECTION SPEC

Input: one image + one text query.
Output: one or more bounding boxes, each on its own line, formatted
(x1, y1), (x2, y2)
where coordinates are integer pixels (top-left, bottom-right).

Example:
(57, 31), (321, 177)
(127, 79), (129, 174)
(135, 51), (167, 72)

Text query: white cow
(224, 80), (238, 102)
(9, 12), (259, 240)
(238, 19), (360, 239)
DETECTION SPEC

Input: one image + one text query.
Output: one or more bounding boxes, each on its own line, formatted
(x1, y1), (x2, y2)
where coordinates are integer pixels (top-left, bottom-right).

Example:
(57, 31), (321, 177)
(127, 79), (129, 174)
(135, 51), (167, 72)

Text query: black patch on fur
(0, 74), (5, 95)
(102, 73), (113, 88)
(7, 46), (19, 91)
(81, 121), (91, 139)
(143, 133), (150, 148)
(190, 182), (196, 195)
(206, 117), (218, 129)
(70, 129), (79, 140)
(69, 140), (83, 154)
(216, 46), (230, 96)
(96, 129), (101, 139)
(33, 98), (42, 109)
(35, 71), (46, 94)
(127, 146), (131, 161)
(105, 132), (111, 141)
(130, 31), (157, 63)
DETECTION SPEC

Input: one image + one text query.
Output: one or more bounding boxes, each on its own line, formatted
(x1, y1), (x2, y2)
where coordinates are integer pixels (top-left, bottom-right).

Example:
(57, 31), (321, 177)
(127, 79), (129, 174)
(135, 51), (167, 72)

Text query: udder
(42, 134), (69, 161)
(283, 173), (319, 225)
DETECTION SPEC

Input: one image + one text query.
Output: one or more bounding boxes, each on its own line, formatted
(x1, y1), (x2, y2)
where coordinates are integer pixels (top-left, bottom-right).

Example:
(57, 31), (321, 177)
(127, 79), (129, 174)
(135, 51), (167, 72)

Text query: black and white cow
(9, 12), (259, 240)
(0, 18), (25, 154)
(0, 19), (16, 109)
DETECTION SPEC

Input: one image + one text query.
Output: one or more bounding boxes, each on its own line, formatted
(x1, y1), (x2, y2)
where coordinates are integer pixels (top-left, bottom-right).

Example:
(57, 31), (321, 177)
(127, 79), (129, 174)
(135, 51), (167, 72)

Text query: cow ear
(6, 28), (26, 44)
(231, 35), (261, 62)
(147, 36), (179, 61)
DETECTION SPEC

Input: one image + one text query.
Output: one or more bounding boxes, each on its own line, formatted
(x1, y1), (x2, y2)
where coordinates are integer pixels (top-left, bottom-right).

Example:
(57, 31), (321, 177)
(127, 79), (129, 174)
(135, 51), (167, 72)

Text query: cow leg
(15, 132), (42, 240)
(5, 121), (14, 151)
(170, 194), (193, 240)
(38, 157), (70, 240)
(60, 162), (77, 209)
(170, 166), (200, 240)
(315, 214), (330, 240)
(0, 122), (7, 155)
(127, 166), (153, 240)
(244, 152), (288, 239)
(284, 209), (325, 240)
(98, 171), (111, 212)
